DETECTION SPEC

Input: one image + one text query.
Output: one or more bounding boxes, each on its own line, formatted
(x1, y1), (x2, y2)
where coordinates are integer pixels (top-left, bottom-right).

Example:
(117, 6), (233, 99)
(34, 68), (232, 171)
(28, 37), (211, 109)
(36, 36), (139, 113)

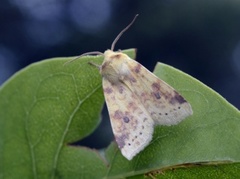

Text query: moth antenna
(111, 14), (139, 51)
(64, 51), (103, 66)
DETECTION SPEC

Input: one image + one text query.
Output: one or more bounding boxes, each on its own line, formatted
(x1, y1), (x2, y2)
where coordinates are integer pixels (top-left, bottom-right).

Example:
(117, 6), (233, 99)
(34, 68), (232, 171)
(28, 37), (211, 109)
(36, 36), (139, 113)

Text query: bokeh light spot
(69, 0), (111, 34)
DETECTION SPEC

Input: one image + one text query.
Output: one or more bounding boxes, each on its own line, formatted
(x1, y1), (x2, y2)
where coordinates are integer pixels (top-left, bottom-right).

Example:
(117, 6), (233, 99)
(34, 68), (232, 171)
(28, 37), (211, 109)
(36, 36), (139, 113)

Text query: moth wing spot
(104, 87), (113, 94)
(113, 110), (123, 119)
(130, 76), (137, 83)
(118, 85), (124, 94)
(116, 134), (129, 149)
(123, 116), (130, 123)
(152, 82), (160, 91)
(170, 91), (187, 104)
(134, 64), (142, 73)
(153, 92), (161, 99)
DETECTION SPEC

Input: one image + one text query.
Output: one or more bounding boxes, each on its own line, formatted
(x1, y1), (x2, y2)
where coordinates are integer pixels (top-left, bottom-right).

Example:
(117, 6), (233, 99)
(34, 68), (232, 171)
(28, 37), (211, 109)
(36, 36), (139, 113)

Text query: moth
(67, 15), (193, 160)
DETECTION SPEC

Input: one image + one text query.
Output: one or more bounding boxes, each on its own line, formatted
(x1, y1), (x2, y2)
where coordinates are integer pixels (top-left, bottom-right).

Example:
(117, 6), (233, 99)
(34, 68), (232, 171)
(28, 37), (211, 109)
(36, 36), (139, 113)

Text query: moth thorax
(101, 50), (130, 84)
(100, 61), (121, 85)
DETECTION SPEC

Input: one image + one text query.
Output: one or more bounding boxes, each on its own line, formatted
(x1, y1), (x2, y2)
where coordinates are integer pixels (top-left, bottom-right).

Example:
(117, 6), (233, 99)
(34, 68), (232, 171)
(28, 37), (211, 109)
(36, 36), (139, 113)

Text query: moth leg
(88, 61), (101, 70)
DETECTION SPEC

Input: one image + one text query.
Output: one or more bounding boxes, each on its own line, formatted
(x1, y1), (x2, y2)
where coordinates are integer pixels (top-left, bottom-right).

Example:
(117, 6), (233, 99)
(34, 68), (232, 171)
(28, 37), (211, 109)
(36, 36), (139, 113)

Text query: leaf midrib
(50, 73), (102, 179)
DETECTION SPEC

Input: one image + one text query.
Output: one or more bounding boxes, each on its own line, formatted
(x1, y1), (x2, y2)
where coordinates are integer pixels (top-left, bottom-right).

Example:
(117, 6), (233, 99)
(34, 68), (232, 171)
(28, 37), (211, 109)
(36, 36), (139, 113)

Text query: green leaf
(0, 57), (105, 178)
(0, 48), (239, 179)
(130, 162), (240, 179)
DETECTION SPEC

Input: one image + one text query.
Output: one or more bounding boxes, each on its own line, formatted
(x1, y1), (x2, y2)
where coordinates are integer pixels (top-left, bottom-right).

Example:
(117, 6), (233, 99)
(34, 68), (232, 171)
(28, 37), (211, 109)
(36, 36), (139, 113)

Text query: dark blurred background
(1, 0), (240, 148)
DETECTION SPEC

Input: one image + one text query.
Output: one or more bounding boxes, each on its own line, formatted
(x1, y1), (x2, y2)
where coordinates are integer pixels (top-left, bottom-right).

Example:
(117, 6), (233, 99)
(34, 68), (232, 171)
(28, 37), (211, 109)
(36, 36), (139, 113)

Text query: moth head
(103, 50), (128, 62)
(100, 50), (130, 84)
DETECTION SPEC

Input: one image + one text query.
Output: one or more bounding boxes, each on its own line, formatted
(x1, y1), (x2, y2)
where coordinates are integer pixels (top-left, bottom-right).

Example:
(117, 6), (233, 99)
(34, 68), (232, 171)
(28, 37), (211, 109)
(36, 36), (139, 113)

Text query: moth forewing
(123, 58), (193, 126)
(102, 76), (155, 160)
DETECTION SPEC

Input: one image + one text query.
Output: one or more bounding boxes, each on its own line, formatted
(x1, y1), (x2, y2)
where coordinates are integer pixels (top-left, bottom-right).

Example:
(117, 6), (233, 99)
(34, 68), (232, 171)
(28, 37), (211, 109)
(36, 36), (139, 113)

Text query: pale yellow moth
(67, 15), (193, 160)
